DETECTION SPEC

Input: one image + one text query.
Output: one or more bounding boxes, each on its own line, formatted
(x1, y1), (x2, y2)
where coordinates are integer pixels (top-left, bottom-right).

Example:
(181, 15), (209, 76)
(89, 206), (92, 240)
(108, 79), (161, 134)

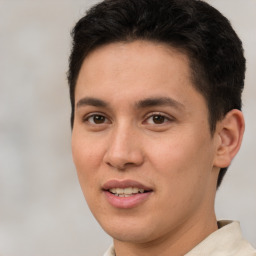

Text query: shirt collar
(185, 220), (241, 255)
(103, 220), (255, 256)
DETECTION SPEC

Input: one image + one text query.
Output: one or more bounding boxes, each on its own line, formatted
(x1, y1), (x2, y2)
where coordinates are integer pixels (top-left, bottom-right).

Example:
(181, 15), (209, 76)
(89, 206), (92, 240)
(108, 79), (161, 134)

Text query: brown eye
(93, 115), (105, 124)
(86, 114), (108, 124)
(152, 115), (166, 124)
(146, 114), (169, 125)
(143, 112), (173, 131)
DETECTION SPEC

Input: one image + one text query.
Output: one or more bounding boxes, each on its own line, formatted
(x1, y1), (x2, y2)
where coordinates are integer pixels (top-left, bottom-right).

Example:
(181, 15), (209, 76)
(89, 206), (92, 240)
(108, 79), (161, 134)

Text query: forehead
(75, 40), (205, 111)
(78, 41), (191, 77)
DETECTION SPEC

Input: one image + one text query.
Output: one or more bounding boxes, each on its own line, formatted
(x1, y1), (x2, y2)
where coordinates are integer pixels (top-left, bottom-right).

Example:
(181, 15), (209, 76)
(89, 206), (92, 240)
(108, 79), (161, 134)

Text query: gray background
(0, 0), (255, 255)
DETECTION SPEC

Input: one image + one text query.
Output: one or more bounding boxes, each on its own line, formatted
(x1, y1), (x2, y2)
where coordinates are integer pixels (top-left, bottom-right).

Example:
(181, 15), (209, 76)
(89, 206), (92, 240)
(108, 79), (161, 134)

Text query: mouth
(102, 179), (153, 208)
(108, 187), (150, 197)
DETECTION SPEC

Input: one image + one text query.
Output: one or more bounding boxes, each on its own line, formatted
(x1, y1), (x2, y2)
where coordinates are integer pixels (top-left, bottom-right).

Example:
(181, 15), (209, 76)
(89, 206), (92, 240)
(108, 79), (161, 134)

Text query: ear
(213, 109), (245, 168)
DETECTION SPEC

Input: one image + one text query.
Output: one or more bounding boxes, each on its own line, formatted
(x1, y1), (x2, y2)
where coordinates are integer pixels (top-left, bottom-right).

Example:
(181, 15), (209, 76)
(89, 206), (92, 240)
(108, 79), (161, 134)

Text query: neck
(113, 212), (218, 256)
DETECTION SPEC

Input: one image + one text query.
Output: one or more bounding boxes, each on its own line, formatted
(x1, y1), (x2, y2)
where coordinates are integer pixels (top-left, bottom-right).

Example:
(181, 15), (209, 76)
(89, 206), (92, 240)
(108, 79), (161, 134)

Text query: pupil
(153, 115), (165, 124)
(94, 115), (105, 124)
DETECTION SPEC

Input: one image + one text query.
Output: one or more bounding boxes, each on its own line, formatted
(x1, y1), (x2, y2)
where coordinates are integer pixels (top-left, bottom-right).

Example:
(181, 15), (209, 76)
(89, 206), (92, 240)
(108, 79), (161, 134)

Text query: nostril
(103, 139), (144, 170)
(106, 161), (128, 170)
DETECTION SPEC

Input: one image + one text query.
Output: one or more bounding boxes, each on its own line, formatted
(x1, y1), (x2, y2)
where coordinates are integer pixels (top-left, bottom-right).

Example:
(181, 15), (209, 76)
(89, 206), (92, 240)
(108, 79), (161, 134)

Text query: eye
(145, 113), (171, 125)
(85, 114), (109, 125)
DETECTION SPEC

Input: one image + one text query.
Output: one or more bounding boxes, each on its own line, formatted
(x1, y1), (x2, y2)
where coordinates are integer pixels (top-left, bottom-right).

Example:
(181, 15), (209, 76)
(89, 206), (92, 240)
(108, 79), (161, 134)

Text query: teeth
(132, 188), (139, 193)
(109, 187), (145, 197)
(124, 187), (133, 194)
(116, 188), (123, 194)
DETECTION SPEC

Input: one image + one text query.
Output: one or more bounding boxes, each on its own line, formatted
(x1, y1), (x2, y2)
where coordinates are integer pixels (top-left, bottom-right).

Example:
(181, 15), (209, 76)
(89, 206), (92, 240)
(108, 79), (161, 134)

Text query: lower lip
(103, 191), (152, 209)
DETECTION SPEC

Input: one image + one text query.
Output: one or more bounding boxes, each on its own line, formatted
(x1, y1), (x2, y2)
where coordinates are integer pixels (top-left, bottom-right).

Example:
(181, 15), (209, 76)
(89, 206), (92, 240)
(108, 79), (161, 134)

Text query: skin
(71, 40), (244, 256)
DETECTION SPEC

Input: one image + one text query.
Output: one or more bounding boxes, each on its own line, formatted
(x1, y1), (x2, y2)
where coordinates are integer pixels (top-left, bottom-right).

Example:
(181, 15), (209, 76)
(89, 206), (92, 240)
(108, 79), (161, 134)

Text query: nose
(103, 124), (144, 170)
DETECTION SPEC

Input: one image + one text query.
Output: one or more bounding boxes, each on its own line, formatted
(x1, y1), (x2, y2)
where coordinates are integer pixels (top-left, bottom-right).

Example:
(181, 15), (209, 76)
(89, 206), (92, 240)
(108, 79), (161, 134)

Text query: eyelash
(83, 112), (173, 126)
(83, 113), (110, 125)
(143, 112), (172, 125)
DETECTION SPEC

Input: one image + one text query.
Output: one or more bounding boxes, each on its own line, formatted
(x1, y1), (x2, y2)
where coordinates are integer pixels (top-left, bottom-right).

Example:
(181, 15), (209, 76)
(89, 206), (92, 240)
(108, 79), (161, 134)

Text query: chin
(98, 216), (160, 244)
(108, 228), (153, 244)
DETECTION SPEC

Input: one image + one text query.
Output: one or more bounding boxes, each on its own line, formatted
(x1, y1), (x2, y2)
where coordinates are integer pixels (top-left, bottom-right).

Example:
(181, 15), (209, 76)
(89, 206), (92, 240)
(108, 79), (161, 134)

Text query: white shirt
(103, 220), (256, 256)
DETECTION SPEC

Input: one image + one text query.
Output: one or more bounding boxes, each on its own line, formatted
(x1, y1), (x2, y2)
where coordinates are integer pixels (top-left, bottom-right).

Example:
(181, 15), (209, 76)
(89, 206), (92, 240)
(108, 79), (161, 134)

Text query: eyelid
(83, 112), (111, 124)
(143, 112), (174, 124)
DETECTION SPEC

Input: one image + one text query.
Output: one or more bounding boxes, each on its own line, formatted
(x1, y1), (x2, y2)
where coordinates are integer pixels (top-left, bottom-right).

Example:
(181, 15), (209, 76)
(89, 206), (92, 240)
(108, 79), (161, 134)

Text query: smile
(109, 187), (146, 197)
(102, 180), (153, 208)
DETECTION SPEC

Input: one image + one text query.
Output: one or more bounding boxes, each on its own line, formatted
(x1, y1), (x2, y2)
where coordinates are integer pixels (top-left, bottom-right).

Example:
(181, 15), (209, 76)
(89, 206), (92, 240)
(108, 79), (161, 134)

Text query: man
(68, 0), (256, 255)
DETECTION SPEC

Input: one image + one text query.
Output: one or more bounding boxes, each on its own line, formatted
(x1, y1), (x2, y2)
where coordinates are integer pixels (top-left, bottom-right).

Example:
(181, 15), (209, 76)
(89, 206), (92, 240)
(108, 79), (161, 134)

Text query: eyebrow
(136, 97), (185, 110)
(76, 96), (185, 110)
(76, 97), (108, 108)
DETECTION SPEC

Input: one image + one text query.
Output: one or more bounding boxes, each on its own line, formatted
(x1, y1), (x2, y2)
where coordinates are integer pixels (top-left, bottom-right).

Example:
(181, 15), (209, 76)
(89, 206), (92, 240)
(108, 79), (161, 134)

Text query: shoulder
(186, 220), (256, 256)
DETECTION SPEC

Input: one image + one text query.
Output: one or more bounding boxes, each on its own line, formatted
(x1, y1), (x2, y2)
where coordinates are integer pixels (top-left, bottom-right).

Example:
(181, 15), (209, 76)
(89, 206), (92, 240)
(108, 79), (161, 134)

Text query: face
(72, 41), (220, 244)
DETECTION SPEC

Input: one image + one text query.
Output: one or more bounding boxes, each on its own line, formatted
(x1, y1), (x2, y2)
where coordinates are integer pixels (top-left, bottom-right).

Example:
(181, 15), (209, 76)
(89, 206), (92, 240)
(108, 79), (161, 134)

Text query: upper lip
(102, 179), (153, 191)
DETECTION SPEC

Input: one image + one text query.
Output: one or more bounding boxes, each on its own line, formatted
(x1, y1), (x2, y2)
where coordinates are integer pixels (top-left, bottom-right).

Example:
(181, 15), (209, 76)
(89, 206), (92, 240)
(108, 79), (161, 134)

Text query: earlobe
(213, 109), (245, 168)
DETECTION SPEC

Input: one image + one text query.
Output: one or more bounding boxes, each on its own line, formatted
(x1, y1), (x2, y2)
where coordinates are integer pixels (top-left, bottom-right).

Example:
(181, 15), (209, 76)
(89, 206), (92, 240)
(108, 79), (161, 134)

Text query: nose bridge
(104, 120), (143, 169)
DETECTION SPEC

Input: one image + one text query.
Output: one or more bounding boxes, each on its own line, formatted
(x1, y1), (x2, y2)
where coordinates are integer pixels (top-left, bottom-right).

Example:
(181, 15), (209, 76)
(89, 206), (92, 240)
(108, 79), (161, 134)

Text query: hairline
(71, 39), (214, 134)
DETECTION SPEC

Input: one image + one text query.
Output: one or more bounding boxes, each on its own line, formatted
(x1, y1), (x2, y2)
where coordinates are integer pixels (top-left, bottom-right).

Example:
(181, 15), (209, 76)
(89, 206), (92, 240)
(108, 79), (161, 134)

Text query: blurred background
(0, 0), (255, 255)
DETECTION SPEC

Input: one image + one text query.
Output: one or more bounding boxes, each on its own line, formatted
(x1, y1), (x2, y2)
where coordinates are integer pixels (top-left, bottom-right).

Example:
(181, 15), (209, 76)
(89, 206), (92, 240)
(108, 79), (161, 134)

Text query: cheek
(72, 130), (103, 165)
(147, 138), (214, 225)
(71, 135), (105, 212)
(71, 133), (104, 188)
(148, 131), (215, 192)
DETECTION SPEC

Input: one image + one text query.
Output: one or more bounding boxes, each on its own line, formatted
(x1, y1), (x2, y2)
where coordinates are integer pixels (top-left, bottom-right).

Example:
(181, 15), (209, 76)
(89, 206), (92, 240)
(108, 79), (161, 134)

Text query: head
(68, 0), (245, 252)
(68, 0), (245, 188)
